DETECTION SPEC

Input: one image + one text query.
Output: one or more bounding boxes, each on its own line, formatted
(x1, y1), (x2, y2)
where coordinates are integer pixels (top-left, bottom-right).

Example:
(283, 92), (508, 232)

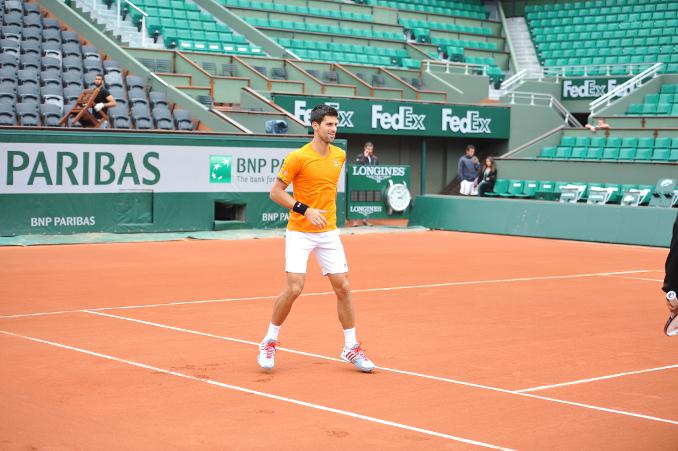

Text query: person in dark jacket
(356, 141), (379, 165)
(476, 156), (497, 197)
(458, 144), (479, 195)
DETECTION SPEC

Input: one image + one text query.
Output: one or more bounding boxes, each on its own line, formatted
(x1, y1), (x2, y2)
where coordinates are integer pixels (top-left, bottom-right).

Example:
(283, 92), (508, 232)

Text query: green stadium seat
(501, 180), (525, 197)
(485, 179), (509, 197)
(571, 147), (588, 159)
(605, 184), (622, 204)
(638, 137), (654, 148)
(537, 181), (556, 200)
(655, 137), (672, 149)
(651, 148), (670, 161)
(560, 136), (576, 146)
(582, 183), (604, 201)
(621, 137), (638, 148)
(634, 147), (653, 161)
(574, 136), (590, 147)
(642, 103), (658, 114)
(658, 93), (674, 104)
(602, 147), (620, 160)
(590, 136), (606, 147)
(618, 147), (637, 160)
(585, 147), (603, 160)
(619, 184), (638, 200)
(626, 104), (643, 115)
(539, 147), (556, 158)
(645, 93), (660, 104)
(516, 180), (539, 198)
(555, 146), (572, 158)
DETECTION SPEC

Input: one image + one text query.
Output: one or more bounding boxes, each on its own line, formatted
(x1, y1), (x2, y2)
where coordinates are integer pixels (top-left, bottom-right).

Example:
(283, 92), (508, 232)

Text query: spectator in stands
(458, 144), (480, 196)
(585, 117), (610, 132)
(91, 73), (117, 126)
(475, 156), (497, 197)
(356, 141), (379, 165)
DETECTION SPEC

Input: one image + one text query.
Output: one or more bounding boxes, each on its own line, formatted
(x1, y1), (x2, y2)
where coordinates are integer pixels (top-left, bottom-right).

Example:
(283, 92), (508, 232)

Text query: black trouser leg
(663, 212), (678, 293)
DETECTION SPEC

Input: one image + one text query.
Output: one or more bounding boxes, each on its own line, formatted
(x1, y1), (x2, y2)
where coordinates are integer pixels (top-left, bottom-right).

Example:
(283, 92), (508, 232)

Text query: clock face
(386, 184), (411, 212)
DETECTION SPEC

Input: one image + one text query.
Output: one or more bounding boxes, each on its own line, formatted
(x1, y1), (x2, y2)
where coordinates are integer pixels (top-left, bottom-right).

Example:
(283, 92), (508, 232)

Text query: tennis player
(257, 104), (374, 372)
(663, 212), (678, 336)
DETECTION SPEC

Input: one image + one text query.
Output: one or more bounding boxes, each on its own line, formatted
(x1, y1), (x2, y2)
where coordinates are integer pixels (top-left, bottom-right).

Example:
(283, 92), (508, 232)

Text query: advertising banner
(346, 164), (411, 220)
(0, 143), (344, 194)
(272, 95), (510, 139)
(561, 77), (632, 99)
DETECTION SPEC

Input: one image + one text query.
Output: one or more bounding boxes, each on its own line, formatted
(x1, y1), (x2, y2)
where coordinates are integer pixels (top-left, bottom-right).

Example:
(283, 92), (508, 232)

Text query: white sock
(264, 323), (280, 342)
(343, 328), (358, 348)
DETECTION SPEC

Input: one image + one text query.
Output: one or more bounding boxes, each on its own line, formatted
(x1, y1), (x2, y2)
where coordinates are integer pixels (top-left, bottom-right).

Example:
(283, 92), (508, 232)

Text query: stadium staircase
(73, 0), (163, 50)
(504, 16), (540, 74)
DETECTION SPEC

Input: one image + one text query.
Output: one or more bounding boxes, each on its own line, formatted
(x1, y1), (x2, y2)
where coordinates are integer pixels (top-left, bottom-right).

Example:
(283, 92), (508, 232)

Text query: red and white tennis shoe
(257, 339), (278, 371)
(341, 342), (375, 373)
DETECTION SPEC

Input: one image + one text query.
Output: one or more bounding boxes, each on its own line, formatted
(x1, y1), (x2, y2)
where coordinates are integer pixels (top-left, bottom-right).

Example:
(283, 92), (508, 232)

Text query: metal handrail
(117, 0), (147, 47)
(504, 91), (582, 127)
(424, 60), (488, 77)
(589, 62), (663, 116)
(507, 63), (656, 83)
(499, 68), (526, 91)
(542, 62), (655, 78)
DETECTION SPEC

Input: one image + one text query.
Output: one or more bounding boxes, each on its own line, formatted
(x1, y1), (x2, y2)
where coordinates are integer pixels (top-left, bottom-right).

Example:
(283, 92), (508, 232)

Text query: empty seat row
(244, 17), (405, 42)
(539, 136), (678, 162)
(432, 37), (498, 51)
(400, 18), (492, 36)
(3, 0), (41, 17)
(0, 28), (82, 46)
(278, 38), (409, 58)
(367, 0), (488, 20)
(219, 0), (374, 22)
(486, 179), (656, 205)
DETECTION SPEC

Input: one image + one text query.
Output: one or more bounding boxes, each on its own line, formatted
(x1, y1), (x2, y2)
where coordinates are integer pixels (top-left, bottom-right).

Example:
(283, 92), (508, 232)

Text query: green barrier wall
(409, 195), (676, 247)
(0, 130), (345, 236)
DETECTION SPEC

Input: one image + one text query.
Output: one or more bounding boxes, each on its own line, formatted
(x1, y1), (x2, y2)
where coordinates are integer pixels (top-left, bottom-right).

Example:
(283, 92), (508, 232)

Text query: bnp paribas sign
(275, 96), (509, 139)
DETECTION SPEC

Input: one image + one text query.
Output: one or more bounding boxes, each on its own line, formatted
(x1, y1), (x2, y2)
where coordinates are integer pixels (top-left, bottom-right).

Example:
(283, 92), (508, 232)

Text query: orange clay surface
(1, 230), (677, 450)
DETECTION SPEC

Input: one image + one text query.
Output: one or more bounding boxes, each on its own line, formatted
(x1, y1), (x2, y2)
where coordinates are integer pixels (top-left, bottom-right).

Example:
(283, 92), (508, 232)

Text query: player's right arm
(270, 178), (327, 229)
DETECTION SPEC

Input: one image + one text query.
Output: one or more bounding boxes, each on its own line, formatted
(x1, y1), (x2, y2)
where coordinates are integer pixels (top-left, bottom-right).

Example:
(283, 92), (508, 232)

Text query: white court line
(83, 310), (678, 426)
(516, 364), (678, 393)
(601, 275), (664, 283)
(0, 330), (512, 451)
(0, 269), (656, 319)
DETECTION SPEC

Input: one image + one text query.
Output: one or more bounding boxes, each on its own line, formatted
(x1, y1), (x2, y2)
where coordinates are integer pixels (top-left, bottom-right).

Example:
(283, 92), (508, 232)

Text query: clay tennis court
(1, 230), (677, 450)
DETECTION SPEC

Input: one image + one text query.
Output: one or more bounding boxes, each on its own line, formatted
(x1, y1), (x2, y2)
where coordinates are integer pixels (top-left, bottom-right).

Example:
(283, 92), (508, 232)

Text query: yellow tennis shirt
(277, 142), (345, 233)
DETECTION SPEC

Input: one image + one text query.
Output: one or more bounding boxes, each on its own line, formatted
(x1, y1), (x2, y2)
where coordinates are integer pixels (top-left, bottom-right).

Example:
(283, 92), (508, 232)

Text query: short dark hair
(310, 104), (338, 125)
(466, 144), (475, 151)
(94, 73), (103, 79)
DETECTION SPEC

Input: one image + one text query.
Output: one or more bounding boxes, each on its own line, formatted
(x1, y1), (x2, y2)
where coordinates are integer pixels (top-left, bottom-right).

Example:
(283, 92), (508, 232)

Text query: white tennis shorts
(460, 180), (474, 195)
(285, 229), (349, 275)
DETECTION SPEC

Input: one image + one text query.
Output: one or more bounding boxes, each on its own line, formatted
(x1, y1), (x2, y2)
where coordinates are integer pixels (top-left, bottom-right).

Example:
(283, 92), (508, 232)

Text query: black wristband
(292, 201), (309, 215)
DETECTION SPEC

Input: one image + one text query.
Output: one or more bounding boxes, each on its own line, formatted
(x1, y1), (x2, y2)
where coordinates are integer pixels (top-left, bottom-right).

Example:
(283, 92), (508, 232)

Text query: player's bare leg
(258, 273), (306, 370)
(329, 273), (374, 372)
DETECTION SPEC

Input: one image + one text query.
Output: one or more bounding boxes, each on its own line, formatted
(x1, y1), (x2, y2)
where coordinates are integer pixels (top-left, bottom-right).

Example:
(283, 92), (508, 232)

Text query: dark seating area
(0, 0), (195, 130)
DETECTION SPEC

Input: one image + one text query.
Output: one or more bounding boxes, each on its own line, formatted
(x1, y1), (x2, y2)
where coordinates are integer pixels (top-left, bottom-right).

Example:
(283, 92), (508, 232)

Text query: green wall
(410, 195), (676, 247)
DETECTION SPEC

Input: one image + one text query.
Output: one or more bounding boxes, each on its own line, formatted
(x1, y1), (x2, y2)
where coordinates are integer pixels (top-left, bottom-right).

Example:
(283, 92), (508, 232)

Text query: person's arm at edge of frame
(269, 178), (327, 229)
